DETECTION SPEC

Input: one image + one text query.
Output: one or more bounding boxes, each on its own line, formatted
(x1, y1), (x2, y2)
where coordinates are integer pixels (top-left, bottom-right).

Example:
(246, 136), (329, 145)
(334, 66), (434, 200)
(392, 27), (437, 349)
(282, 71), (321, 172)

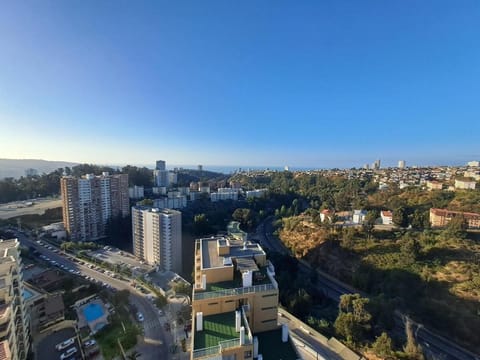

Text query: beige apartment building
(0, 239), (30, 360)
(132, 206), (183, 274)
(430, 208), (480, 229)
(23, 284), (64, 335)
(61, 173), (129, 241)
(191, 224), (299, 360)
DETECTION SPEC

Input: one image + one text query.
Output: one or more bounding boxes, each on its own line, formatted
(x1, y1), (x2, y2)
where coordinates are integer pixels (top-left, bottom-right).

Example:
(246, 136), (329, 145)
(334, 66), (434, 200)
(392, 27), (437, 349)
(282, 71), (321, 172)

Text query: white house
(352, 210), (367, 224)
(380, 210), (393, 225)
(454, 179), (476, 190)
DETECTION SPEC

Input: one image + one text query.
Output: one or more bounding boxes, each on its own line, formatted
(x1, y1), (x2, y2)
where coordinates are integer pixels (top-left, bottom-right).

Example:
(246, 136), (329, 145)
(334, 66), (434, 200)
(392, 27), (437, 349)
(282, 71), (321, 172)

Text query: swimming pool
(23, 289), (34, 300)
(83, 303), (105, 323)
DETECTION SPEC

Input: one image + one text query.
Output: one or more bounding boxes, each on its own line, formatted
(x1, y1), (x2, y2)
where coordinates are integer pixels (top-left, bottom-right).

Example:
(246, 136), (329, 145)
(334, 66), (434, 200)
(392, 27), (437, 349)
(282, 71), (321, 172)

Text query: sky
(1, 1), (479, 169)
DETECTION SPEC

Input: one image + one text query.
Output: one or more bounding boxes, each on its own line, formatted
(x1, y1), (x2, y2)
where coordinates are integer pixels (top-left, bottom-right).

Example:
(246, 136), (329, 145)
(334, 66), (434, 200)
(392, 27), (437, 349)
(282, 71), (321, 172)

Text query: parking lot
(36, 326), (81, 360)
(87, 247), (153, 273)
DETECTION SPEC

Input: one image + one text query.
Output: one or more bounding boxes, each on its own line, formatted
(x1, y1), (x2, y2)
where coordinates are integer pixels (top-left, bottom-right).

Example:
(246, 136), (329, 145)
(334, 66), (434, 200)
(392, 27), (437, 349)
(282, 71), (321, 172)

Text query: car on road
(84, 339), (96, 347)
(136, 312), (144, 322)
(60, 347), (77, 359)
(55, 338), (75, 351)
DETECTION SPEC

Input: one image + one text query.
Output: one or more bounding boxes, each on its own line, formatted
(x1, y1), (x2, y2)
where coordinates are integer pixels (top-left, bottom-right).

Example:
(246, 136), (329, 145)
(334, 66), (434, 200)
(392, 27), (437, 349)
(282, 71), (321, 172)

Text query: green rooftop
(194, 312), (239, 350)
(257, 328), (299, 360)
(204, 266), (272, 292)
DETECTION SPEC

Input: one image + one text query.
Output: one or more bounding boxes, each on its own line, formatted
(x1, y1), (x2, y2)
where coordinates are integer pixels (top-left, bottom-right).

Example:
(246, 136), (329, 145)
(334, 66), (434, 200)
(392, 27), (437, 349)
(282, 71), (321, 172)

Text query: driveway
(36, 326), (81, 360)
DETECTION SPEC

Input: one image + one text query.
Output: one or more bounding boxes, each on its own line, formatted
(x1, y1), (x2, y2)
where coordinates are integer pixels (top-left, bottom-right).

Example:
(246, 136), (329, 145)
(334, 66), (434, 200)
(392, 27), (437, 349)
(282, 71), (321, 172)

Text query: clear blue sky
(1, 1), (479, 168)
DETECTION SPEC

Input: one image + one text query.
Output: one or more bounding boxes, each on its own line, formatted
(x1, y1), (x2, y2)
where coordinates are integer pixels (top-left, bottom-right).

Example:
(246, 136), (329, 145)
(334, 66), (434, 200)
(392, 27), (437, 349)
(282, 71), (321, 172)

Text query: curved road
(255, 218), (480, 360)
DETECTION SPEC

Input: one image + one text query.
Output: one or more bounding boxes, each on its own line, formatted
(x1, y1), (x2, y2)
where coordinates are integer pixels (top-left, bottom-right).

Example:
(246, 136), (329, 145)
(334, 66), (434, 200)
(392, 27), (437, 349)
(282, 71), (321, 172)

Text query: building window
(208, 302), (218, 306)
(261, 319), (276, 323)
(262, 294), (276, 298)
(244, 350), (252, 358)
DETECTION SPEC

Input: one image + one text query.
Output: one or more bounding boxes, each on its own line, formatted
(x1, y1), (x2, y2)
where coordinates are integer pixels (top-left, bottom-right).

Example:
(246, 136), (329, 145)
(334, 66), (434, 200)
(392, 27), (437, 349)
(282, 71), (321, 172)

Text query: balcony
(193, 311), (253, 359)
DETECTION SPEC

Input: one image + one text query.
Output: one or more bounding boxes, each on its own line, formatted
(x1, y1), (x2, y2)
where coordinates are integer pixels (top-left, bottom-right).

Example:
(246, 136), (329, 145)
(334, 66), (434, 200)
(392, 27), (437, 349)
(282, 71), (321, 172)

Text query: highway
(14, 231), (171, 360)
(254, 217), (480, 360)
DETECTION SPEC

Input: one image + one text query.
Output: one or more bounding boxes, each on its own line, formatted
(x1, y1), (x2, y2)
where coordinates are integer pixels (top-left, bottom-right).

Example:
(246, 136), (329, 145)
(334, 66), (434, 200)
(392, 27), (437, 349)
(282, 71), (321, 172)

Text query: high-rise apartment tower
(132, 206), (183, 274)
(61, 173), (129, 241)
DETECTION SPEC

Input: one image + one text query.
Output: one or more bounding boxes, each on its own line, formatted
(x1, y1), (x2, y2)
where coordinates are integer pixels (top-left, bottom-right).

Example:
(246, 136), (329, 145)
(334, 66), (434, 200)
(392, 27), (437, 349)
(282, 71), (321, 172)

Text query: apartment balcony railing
(193, 283), (276, 301)
(192, 338), (246, 359)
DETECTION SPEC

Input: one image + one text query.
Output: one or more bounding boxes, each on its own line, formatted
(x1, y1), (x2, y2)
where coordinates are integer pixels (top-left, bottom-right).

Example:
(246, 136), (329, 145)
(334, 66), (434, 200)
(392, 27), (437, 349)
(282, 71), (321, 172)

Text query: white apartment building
(153, 196), (187, 209)
(0, 239), (30, 360)
(128, 185), (145, 199)
(467, 161), (479, 167)
(455, 179), (477, 190)
(132, 207), (183, 274)
(246, 189), (268, 199)
(210, 188), (239, 202)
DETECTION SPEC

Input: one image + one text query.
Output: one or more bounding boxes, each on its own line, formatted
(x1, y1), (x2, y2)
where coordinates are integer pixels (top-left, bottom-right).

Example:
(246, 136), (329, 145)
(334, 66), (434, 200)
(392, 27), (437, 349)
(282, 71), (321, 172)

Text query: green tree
(372, 332), (394, 359)
(403, 318), (424, 360)
(334, 312), (360, 343)
(400, 233), (422, 266)
(393, 206), (409, 228)
(442, 216), (468, 240)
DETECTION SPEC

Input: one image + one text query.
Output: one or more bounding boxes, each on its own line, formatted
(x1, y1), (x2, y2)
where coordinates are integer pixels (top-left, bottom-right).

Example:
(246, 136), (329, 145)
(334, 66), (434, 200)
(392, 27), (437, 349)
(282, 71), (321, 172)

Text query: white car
(84, 339), (96, 347)
(136, 312), (144, 322)
(55, 338), (74, 351)
(60, 347), (77, 359)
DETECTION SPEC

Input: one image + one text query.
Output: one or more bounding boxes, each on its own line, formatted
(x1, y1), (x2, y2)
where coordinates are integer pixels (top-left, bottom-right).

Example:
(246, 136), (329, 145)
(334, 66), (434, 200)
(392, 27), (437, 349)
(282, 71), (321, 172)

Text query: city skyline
(1, 1), (480, 167)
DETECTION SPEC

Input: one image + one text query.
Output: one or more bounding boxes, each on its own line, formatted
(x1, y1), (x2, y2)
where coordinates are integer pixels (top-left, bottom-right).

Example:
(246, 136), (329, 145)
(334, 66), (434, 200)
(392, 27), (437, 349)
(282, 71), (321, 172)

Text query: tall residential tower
(132, 206), (183, 274)
(61, 173), (129, 241)
(0, 239), (30, 360)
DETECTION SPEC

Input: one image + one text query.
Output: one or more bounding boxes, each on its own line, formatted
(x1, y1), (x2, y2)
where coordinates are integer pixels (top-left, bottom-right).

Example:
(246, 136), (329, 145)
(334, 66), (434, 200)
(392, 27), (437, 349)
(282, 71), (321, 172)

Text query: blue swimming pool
(23, 289), (34, 300)
(83, 303), (105, 323)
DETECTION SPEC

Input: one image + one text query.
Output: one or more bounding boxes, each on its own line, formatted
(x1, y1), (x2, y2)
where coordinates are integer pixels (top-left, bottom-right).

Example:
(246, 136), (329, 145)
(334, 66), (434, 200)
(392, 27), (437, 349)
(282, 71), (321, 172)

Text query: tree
(232, 208), (255, 231)
(442, 216), (468, 240)
(335, 294), (372, 343)
(393, 206), (409, 228)
(372, 332), (394, 359)
(400, 233), (422, 266)
(410, 210), (428, 230)
(403, 318), (424, 360)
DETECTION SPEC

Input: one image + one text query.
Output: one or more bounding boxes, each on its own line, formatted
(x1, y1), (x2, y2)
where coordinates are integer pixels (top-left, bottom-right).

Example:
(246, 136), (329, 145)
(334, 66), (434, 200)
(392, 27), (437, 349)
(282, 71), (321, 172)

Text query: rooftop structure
(191, 225), (299, 360)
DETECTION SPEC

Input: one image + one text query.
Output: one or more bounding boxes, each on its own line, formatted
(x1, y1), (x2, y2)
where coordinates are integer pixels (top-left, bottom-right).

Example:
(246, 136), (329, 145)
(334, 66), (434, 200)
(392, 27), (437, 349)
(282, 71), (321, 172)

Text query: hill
(0, 159), (78, 179)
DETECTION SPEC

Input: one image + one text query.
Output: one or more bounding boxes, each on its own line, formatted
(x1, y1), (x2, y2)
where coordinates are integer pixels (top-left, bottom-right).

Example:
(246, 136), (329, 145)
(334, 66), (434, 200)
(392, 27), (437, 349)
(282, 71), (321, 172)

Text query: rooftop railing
(193, 283), (276, 300)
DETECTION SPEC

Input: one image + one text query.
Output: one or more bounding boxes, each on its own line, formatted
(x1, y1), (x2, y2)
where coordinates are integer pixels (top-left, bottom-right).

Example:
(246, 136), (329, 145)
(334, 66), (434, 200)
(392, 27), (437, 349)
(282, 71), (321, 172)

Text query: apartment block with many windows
(132, 206), (183, 274)
(61, 173), (129, 241)
(191, 227), (299, 360)
(0, 239), (30, 360)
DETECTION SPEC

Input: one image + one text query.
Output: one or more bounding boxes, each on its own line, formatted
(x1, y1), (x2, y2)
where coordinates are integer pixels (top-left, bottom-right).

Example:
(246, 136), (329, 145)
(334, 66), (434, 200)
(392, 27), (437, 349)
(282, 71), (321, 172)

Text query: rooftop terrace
(193, 312), (240, 350)
(256, 328), (299, 360)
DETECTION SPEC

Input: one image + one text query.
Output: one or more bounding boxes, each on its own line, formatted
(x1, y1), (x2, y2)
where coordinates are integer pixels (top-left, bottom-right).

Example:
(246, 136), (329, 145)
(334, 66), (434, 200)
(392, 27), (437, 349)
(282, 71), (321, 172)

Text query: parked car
(84, 339), (96, 347)
(60, 347), (77, 359)
(136, 312), (144, 322)
(55, 338), (74, 351)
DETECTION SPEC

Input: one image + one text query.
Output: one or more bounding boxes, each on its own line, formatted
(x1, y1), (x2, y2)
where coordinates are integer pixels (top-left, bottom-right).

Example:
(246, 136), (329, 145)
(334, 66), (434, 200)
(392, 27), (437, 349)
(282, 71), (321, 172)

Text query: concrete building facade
(132, 206), (183, 274)
(0, 239), (30, 360)
(61, 173), (129, 241)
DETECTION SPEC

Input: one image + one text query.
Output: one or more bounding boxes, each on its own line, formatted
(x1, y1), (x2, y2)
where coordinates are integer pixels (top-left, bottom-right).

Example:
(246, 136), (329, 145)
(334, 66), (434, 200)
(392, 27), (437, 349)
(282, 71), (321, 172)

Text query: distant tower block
(198, 165), (203, 171)
(398, 160), (406, 169)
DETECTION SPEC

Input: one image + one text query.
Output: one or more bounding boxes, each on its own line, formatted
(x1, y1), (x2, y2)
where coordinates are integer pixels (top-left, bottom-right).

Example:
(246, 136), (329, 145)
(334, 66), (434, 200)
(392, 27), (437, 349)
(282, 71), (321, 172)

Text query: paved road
(255, 218), (480, 360)
(15, 232), (171, 360)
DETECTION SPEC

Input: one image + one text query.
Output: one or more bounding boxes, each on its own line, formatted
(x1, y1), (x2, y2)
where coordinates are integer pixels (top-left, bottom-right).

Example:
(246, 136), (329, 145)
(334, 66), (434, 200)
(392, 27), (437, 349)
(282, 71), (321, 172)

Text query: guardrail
(193, 283), (276, 300)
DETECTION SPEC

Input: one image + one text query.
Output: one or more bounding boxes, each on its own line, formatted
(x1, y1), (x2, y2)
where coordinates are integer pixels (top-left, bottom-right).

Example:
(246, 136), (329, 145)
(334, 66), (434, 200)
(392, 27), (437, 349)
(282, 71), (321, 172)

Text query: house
(454, 178), (476, 190)
(380, 211), (393, 225)
(426, 181), (443, 191)
(352, 210), (367, 224)
(429, 208), (480, 229)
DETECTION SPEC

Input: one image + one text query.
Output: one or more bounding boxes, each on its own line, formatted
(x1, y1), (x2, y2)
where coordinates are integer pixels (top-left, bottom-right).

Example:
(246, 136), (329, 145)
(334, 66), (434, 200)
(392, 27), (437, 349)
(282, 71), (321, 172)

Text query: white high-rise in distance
(398, 160), (406, 169)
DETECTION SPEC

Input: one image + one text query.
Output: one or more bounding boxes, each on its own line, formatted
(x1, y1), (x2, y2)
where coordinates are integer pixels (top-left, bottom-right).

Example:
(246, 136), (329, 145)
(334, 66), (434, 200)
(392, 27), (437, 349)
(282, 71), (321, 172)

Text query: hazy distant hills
(0, 159), (79, 179)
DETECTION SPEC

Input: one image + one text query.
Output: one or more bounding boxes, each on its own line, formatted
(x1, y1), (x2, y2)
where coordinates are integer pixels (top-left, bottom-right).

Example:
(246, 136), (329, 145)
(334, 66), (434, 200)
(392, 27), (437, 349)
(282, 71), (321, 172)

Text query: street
(15, 231), (178, 360)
